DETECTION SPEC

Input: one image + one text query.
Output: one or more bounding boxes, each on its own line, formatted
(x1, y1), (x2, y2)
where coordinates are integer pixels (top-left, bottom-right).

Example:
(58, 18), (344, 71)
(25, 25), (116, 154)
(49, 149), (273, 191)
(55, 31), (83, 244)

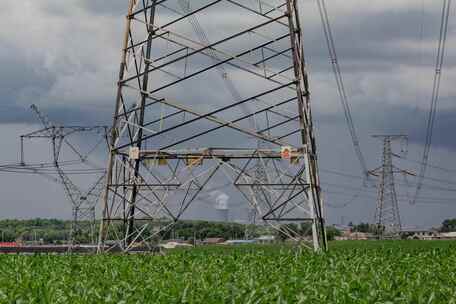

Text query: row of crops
(0, 241), (455, 303)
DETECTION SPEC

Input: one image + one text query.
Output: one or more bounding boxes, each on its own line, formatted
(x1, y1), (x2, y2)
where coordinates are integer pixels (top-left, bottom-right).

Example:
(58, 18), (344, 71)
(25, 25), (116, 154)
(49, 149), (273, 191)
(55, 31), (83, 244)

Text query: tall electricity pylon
(98, 0), (327, 252)
(20, 105), (108, 244)
(369, 135), (413, 238)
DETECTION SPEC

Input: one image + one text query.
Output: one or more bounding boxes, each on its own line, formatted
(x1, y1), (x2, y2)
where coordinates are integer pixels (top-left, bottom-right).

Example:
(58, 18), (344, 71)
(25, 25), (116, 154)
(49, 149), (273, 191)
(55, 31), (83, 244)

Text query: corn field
(0, 241), (455, 303)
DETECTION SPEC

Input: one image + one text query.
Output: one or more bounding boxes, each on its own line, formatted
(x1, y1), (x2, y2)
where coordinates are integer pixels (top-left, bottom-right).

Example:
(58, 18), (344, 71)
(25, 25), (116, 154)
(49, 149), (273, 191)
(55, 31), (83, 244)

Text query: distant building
(400, 228), (438, 240)
(400, 229), (456, 240)
(439, 232), (456, 239)
(223, 240), (256, 245)
(255, 235), (275, 244)
(0, 242), (18, 247)
(166, 239), (191, 244)
(336, 230), (372, 240)
(160, 242), (193, 249)
(203, 238), (226, 245)
(405, 231), (435, 240)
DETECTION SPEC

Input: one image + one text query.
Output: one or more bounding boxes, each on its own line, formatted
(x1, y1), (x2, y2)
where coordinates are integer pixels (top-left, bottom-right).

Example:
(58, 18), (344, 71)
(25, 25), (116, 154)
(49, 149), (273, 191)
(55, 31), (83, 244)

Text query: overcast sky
(0, 0), (455, 228)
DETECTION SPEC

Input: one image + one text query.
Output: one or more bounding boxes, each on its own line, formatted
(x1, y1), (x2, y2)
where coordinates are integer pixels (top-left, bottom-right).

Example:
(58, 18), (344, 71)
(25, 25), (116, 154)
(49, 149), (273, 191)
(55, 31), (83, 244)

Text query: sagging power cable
(316, 0), (369, 181)
(412, 0), (452, 204)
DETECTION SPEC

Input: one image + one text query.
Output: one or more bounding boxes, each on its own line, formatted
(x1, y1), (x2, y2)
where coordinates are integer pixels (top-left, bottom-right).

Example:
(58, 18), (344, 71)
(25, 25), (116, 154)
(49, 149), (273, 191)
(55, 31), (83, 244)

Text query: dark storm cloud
(369, 102), (456, 151)
(1, 0), (455, 226)
(304, 7), (456, 72)
(0, 44), (56, 107)
(1, 0), (454, 146)
(0, 104), (111, 126)
(315, 100), (456, 152)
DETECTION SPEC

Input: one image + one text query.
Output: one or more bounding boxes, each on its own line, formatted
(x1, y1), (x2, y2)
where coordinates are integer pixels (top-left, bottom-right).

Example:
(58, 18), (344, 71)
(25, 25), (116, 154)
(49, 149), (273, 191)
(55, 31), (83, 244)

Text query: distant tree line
(0, 219), (71, 243)
(349, 222), (383, 235)
(0, 219), (259, 244)
(0, 218), (344, 244)
(159, 220), (253, 241)
(348, 219), (456, 235)
(440, 219), (456, 232)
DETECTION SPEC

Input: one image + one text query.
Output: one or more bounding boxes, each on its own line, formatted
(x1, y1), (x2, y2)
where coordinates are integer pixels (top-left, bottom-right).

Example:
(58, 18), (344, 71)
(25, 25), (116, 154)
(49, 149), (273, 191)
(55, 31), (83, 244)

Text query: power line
(322, 166), (456, 193)
(398, 156), (456, 175)
(325, 187), (455, 202)
(316, 0), (369, 180)
(320, 168), (366, 181)
(413, 0), (452, 204)
(0, 160), (105, 175)
(324, 185), (365, 208)
(418, 174), (456, 187)
(324, 188), (456, 209)
(0, 168), (105, 175)
(0, 160), (82, 168)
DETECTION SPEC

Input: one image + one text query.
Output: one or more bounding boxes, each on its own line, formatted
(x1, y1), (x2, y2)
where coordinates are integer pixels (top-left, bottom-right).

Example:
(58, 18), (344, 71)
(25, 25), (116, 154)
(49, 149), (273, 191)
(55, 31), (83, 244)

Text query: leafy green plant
(0, 241), (455, 303)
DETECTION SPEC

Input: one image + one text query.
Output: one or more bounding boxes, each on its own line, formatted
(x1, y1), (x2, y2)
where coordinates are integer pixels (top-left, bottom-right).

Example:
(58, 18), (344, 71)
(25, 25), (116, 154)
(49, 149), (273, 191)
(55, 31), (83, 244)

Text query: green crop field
(0, 241), (455, 303)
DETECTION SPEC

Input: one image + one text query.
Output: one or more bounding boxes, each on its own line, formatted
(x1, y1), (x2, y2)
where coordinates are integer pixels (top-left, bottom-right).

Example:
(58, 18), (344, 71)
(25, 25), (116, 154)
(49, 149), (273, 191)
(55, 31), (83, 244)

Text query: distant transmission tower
(98, 0), (327, 252)
(20, 104), (108, 244)
(369, 135), (413, 238)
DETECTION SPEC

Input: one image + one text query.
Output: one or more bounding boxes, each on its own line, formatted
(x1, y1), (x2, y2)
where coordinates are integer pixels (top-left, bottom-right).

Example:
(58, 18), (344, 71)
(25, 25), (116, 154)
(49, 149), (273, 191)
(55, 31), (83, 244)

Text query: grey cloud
(0, 104), (111, 126)
(0, 44), (56, 106)
(304, 7), (455, 73)
(79, 0), (126, 16)
(0, 0), (455, 226)
(315, 100), (456, 151)
(369, 101), (456, 151)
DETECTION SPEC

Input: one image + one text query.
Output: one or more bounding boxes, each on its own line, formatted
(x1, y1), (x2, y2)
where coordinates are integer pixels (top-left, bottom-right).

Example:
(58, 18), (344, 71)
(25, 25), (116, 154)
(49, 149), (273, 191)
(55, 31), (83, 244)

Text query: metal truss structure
(98, 0), (327, 252)
(369, 135), (413, 238)
(20, 105), (108, 244)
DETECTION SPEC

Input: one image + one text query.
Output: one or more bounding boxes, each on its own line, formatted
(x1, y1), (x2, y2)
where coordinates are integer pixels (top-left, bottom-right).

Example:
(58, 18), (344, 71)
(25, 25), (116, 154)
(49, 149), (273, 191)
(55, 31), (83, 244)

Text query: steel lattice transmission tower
(369, 135), (413, 238)
(20, 105), (108, 244)
(98, 0), (327, 252)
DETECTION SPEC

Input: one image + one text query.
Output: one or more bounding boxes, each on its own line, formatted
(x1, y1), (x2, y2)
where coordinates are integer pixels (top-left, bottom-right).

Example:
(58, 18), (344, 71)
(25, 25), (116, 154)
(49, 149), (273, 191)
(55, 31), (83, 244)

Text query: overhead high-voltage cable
(324, 184), (365, 208)
(316, 0), (369, 182)
(324, 189), (456, 206)
(0, 160), (105, 175)
(412, 0), (452, 204)
(397, 155), (456, 175)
